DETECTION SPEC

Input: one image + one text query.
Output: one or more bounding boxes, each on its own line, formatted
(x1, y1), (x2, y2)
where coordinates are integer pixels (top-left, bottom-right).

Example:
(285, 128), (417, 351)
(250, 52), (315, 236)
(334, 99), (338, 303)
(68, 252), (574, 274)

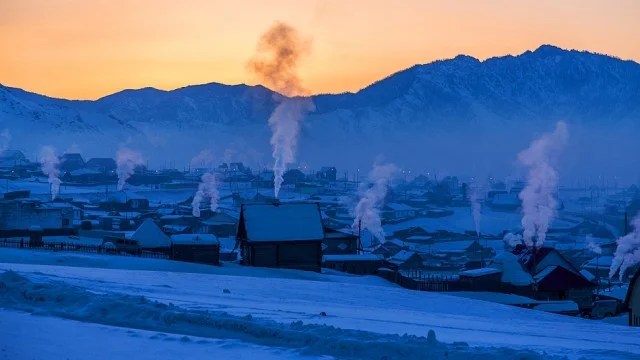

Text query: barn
(625, 268), (640, 327)
(236, 203), (324, 272)
(171, 234), (220, 265)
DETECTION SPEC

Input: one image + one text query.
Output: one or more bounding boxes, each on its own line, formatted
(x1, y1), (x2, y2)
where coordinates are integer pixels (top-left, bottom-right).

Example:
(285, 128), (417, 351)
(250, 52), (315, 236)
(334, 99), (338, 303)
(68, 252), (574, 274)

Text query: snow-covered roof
(217, 237), (237, 250)
(385, 203), (416, 211)
(489, 252), (534, 286)
(534, 265), (558, 282)
(460, 268), (502, 277)
(130, 219), (172, 248)
(106, 192), (147, 203)
(201, 212), (237, 225)
(240, 203), (324, 242)
(389, 250), (417, 262)
(580, 269), (596, 282)
(171, 234), (219, 245)
(323, 254), (382, 262)
(163, 224), (189, 232)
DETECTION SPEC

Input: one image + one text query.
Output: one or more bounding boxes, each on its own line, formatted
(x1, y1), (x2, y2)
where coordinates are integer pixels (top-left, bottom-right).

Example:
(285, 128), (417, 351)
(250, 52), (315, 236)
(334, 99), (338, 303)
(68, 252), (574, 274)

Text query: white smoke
(518, 122), (569, 248)
(609, 214), (640, 281)
(270, 98), (314, 198)
(586, 235), (602, 255)
(467, 183), (482, 236)
(39, 146), (62, 200)
(191, 173), (220, 217)
(190, 150), (215, 170)
(503, 232), (523, 249)
(351, 163), (397, 243)
(0, 129), (10, 155)
(116, 148), (144, 191)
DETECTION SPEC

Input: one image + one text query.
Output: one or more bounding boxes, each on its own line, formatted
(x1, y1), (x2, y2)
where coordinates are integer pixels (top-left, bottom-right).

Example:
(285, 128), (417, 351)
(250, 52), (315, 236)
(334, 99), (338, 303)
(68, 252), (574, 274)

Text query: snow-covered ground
(1, 248), (639, 360)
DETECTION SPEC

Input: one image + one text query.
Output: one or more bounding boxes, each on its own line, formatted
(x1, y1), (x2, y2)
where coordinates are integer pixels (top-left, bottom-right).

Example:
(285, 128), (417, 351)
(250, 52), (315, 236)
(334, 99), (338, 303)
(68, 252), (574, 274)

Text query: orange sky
(1, 0), (639, 100)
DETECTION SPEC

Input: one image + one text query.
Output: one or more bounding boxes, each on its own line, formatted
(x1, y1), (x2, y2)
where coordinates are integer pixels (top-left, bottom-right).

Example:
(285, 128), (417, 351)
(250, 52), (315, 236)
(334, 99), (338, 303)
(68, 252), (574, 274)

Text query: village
(1, 148), (639, 329)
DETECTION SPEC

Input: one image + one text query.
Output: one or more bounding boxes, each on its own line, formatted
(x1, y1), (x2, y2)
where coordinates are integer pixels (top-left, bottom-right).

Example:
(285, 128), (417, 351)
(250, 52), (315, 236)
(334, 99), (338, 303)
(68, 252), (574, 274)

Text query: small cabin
(236, 203), (324, 272)
(171, 234), (220, 265)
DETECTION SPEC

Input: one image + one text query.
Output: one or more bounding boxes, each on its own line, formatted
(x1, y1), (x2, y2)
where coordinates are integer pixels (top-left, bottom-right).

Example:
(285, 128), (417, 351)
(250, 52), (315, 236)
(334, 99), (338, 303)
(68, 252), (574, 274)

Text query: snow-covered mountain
(1, 45), (639, 180)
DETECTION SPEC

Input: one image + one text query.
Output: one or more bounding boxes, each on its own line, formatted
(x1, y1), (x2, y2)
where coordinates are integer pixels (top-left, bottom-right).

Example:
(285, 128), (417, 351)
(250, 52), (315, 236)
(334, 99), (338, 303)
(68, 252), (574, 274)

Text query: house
(322, 254), (383, 275)
(383, 203), (417, 220)
(86, 158), (117, 172)
(625, 268), (640, 327)
(322, 227), (359, 255)
(63, 168), (109, 184)
(459, 268), (504, 291)
(0, 199), (74, 230)
(489, 193), (521, 212)
(371, 241), (403, 258)
(0, 149), (27, 162)
(201, 212), (237, 238)
(170, 234), (220, 265)
(387, 250), (423, 270)
(99, 192), (150, 212)
(236, 203), (325, 272)
(316, 167), (337, 181)
(282, 169), (306, 184)
(465, 240), (496, 262)
(393, 226), (429, 241)
(130, 219), (172, 252)
(59, 153), (86, 172)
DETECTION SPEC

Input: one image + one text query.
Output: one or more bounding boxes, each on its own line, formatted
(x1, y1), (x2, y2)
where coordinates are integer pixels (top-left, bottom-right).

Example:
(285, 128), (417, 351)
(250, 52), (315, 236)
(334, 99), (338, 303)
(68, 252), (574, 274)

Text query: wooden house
(322, 227), (359, 255)
(236, 203), (324, 272)
(371, 241), (403, 258)
(170, 234), (220, 265)
(59, 153), (86, 172)
(322, 254), (383, 275)
(201, 212), (238, 237)
(626, 268), (640, 327)
(387, 250), (424, 270)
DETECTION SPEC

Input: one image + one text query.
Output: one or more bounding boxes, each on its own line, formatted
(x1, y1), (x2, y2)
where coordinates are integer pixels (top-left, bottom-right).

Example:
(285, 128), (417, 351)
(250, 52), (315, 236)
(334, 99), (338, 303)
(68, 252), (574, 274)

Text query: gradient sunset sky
(2, 0), (639, 100)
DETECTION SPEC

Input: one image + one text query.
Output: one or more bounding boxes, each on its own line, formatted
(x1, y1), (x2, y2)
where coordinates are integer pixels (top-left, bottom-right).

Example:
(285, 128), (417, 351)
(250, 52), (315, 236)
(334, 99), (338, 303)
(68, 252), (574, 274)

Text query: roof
(534, 265), (594, 291)
(489, 252), (534, 286)
(580, 269), (596, 282)
(385, 203), (416, 211)
(171, 234), (219, 245)
(511, 245), (556, 272)
(239, 203), (324, 242)
(322, 254), (382, 262)
(460, 268), (502, 277)
(624, 268), (640, 307)
(106, 191), (147, 203)
(130, 219), (172, 248)
(389, 250), (418, 262)
(201, 212), (237, 225)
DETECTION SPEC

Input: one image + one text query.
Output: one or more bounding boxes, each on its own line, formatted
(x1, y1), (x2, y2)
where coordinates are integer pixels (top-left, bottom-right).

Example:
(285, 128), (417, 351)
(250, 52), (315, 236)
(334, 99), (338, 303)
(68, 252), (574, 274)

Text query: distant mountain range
(1, 45), (639, 181)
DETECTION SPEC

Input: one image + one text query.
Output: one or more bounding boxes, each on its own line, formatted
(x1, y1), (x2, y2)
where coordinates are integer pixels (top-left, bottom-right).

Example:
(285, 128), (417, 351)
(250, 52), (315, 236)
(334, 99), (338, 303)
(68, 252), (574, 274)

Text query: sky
(1, 0), (639, 100)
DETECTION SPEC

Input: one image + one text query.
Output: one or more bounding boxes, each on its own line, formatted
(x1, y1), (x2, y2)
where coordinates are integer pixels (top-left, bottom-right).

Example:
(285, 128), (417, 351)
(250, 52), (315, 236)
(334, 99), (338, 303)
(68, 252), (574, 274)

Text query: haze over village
(1, 1), (640, 359)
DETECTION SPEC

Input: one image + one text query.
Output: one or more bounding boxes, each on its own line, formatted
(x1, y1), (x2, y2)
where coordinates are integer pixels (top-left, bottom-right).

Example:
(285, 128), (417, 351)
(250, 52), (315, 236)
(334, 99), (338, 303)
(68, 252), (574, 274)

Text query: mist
(116, 148), (144, 191)
(351, 163), (397, 243)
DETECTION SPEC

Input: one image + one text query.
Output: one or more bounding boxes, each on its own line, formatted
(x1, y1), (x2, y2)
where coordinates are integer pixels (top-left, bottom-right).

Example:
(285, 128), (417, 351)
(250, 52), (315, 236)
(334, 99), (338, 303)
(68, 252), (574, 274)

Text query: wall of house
(0, 205), (62, 230)
(631, 282), (640, 326)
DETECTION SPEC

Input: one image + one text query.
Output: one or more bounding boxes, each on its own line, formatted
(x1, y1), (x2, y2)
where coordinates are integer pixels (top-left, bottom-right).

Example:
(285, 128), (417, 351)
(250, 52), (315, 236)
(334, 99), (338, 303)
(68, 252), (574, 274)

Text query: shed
(130, 218), (172, 252)
(625, 268), (640, 327)
(322, 254), (383, 275)
(170, 234), (220, 265)
(237, 203), (324, 272)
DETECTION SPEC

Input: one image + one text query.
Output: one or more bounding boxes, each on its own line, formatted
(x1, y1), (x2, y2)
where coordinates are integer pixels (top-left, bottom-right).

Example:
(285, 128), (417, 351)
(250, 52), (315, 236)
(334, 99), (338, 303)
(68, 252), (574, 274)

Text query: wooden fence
(377, 268), (462, 292)
(0, 238), (169, 260)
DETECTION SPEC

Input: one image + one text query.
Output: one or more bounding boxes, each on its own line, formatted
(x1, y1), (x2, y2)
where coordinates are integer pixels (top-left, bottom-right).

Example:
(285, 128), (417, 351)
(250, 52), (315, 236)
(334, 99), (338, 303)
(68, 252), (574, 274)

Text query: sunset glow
(2, 0), (639, 100)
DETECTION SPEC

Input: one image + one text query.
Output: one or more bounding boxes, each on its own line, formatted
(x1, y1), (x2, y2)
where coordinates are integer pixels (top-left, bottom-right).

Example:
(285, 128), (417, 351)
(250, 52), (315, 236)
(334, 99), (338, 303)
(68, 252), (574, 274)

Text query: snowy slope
(1, 249), (640, 359)
(1, 45), (639, 179)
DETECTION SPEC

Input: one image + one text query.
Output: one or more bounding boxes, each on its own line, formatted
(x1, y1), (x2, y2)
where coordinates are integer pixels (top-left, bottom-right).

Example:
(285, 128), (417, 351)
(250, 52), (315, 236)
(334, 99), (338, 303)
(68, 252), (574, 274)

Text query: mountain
(1, 45), (639, 181)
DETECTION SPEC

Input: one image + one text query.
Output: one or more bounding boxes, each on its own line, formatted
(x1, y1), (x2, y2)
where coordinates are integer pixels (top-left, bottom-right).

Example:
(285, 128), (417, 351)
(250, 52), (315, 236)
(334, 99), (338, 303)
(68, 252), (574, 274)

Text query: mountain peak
(532, 44), (569, 57)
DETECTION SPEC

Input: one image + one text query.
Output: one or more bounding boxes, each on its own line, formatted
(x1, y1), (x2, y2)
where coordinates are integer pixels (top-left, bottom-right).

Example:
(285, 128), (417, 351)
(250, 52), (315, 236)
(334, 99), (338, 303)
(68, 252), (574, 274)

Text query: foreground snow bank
(0, 270), (557, 360)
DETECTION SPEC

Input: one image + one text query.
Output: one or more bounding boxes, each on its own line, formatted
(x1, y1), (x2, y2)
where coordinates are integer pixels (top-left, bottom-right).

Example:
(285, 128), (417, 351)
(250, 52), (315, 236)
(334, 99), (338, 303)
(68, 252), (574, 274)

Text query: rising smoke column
(248, 22), (314, 198)
(116, 149), (144, 191)
(517, 122), (569, 248)
(192, 173), (220, 217)
(0, 129), (10, 155)
(39, 146), (62, 200)
(609, 214), (640, 281)
(467, 183), (482, 236)
(586, 235), (603, 255)
(351, 163), (397, 244)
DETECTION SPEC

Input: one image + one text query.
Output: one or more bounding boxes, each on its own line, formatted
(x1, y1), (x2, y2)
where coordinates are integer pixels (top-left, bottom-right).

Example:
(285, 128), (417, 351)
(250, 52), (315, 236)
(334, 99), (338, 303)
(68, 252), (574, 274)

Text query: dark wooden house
(237, 203), (324, 272)
(323, 227), (359, 255)
(170, 234), (220, 265)
(626, 268), (640, 327)
(322, 254), (383, 275)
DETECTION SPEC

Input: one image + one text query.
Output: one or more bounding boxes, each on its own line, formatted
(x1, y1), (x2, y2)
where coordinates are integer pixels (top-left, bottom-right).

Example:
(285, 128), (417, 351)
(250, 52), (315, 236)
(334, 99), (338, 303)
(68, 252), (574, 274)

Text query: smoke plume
(585, 235), (602, 255)
(609, 214), (640, 281)
(39, 146), (62, 200)
(351, 163), (397, 243)
(467, 183), (482, 236)
(190, 150), (215, 169)
(0, 129), (10, 155)
(503, 232), (523, 249)
(248, 22), (314, 198)
(116, 148), (144, 191)
(191, 173), (220, 217)
(518, 122), (568, 248)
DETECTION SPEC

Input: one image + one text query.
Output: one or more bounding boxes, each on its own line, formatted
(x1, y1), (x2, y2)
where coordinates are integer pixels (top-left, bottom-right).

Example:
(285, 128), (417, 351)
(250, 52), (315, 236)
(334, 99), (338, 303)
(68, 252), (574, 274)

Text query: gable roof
(239, 203), (324, 242)
(512, 245), (564, 272)
(131, 218), (172, 248)
(535, 265), (594, 291)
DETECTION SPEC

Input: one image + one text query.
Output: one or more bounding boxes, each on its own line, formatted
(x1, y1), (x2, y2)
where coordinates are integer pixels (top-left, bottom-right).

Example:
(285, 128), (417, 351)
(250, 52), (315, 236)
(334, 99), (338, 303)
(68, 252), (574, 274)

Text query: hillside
(1, 45), (639, 179)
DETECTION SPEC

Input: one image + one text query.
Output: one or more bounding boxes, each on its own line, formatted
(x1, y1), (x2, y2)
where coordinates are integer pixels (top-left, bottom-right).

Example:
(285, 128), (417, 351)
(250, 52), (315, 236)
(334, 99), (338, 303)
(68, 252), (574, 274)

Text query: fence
(0, 238), (169, 260)
(377, 268), (462, 292)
